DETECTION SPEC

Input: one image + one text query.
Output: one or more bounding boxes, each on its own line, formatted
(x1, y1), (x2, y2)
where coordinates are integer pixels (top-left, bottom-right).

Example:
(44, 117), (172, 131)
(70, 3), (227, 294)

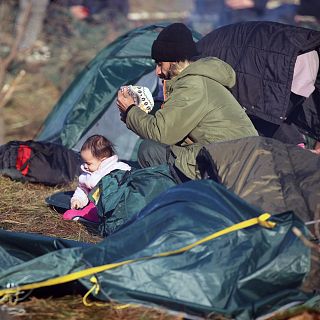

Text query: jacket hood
(175, 57), (236, 89)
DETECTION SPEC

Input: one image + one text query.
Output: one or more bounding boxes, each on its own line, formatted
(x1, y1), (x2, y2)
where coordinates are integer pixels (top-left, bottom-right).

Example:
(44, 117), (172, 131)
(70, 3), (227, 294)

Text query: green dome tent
(36, 24), (201, 160)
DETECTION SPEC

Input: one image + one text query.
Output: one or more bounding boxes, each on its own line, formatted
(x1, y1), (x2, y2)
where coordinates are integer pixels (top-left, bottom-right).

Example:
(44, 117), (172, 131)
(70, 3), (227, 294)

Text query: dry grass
(0, 176), (189, 320)
(0, 175), (100, 242)
(2, 295), (184, 320)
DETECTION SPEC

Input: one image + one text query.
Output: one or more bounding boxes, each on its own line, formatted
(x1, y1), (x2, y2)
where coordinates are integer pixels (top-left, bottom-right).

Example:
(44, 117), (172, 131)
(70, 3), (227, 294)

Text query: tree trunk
(16, 0), (49, 51)
(0, 109), (5, 145)
(0, 1), (33, 144)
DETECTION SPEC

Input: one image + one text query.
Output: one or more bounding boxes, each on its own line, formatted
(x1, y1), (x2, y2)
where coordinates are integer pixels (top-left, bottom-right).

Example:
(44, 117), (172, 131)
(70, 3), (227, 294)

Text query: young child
(63, 135), (131, 223)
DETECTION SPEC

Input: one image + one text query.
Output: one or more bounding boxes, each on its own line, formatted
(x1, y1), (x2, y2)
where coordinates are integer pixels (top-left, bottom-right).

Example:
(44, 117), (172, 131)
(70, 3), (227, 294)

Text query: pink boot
(63, 201), (99, 223)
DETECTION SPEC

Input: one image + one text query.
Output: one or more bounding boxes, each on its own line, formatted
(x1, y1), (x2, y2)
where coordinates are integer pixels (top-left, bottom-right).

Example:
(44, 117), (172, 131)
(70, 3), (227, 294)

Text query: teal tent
(36, 24), (201, 160)
(0, 180), (315, 319)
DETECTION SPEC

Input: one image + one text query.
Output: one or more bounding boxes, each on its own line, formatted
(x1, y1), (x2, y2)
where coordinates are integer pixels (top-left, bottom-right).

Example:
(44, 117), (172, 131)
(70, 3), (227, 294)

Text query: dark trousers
(137, 140), (190, 184)
(249, 93), (306, 145)
(250, 116), (305, 145)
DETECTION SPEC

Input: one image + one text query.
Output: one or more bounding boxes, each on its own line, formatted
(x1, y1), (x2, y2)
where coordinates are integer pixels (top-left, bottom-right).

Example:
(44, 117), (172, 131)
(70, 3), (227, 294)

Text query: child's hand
(71, 199), (82, 209)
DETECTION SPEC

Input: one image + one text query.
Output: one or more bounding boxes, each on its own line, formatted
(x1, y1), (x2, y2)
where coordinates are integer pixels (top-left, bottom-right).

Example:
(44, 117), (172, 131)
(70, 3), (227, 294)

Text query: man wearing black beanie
(151, 23), (198, 63)
(116, 23), (258, 180)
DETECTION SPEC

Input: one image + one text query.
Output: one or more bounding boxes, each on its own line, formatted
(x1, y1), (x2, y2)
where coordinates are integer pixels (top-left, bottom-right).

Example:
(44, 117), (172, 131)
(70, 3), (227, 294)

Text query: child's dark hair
(81, 135), (115, 159)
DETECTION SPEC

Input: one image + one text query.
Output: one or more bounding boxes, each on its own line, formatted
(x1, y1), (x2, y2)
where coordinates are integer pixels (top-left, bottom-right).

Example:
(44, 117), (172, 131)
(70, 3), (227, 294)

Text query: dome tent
(36, 24), (202, 161)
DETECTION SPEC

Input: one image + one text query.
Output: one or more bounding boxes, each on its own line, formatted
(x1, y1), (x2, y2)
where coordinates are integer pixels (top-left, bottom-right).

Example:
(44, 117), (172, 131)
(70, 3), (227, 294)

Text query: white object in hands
(121, 85), (154, 113)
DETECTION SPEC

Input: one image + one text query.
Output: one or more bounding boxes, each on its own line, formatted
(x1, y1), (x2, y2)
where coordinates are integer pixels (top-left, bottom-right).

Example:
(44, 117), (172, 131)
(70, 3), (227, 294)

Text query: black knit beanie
(151, 23), (198, 62)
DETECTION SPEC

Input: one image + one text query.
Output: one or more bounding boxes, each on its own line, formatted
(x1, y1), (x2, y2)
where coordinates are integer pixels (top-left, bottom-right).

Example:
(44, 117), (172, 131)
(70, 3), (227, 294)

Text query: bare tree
(0, 1), (32, 144)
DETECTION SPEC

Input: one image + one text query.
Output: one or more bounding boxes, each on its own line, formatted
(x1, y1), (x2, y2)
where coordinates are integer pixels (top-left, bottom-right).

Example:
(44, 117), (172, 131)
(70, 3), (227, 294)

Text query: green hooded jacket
(126, 57), (258, 178)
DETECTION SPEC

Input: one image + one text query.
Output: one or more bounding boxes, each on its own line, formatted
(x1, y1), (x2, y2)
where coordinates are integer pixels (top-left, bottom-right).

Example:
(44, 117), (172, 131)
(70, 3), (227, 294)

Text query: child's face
(81, 149), (104, 173)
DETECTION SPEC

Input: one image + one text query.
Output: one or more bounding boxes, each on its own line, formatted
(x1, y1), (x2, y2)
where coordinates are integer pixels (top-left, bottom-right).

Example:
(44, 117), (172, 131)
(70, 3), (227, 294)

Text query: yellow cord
(0, 213), (276, 306)
(83, 276), (134, 309)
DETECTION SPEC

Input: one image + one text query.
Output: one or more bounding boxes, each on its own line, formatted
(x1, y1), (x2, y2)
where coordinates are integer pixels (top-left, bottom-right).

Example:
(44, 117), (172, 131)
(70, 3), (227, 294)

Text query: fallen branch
(0, 69), (26, 110)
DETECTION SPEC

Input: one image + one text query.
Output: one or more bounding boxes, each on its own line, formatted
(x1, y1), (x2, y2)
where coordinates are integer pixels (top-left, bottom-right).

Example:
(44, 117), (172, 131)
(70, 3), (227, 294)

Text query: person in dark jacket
(196, 21), (320, 148)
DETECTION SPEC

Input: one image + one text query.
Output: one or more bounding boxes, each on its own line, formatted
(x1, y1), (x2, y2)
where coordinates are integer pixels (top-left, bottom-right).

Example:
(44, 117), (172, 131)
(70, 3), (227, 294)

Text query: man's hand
(116, 86), (135, 114)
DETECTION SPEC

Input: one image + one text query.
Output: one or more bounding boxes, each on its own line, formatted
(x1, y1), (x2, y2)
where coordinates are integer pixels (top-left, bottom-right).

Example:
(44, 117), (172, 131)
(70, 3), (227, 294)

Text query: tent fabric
(36, 24), (201, 160)
(90, 164), (177, 236)
(0, 180), (313, 319)
(196, 136), (320, 224)
(36, 26), (157, 160)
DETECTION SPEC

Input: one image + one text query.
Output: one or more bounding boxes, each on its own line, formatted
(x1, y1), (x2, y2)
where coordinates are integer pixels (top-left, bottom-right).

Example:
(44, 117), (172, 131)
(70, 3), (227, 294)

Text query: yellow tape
(0, 213), (275, 302)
